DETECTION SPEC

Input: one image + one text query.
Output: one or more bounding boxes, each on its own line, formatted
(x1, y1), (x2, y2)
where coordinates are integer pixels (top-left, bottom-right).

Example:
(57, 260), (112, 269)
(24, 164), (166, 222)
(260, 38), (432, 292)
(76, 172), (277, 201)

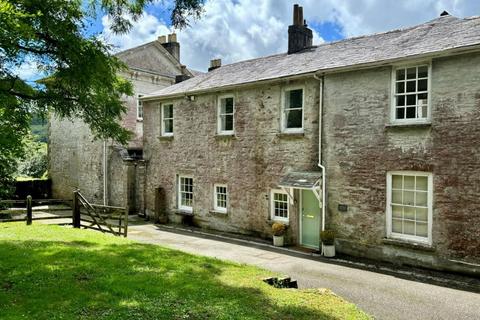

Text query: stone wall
(323, 52), (480, 274)
(48, 72), (171, 206)
(143, 79), (320, 242)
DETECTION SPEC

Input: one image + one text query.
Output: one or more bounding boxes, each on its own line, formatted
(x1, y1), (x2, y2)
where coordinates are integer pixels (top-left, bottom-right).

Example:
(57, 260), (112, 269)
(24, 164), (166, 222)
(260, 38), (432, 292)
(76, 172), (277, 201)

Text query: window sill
(276, 132), (304, 138)
(174, 209), (194, 216)
(271, 218), (289, 225)
(209, 209), (228, 215)
(382, 237), (435, 252)
(385, 122), (431, 129)
(158, 135), (174, 141)
(215, 134), (236, 140)
(136, 119), (143, 122)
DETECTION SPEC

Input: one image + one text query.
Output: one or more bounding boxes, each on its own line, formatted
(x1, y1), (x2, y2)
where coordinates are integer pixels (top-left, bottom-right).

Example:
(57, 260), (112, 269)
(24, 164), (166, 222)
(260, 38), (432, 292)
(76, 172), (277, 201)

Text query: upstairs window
(387, 172), (433, 244)
(282, 88), (304, 132)
(178, 176), (193, 212)
(161, 103), (174, 136)
(270, 189), (289, 222)
(218, 96), (235, 134)
(214, 184), (228, 213)
(137, 95), (144, 120)
(392, 65), (430, 123)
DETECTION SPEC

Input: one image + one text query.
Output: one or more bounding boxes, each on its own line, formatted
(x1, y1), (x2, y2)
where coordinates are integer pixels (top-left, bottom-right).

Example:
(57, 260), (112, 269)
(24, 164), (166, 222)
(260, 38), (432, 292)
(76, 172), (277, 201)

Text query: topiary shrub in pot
(320, 230), (335, 257)
(272, 222), (286, 247)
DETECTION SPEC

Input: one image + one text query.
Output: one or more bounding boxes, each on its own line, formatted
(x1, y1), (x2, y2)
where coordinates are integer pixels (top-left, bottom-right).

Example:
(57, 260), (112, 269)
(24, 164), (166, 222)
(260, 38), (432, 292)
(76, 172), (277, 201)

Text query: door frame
(299, 189), (321, 250)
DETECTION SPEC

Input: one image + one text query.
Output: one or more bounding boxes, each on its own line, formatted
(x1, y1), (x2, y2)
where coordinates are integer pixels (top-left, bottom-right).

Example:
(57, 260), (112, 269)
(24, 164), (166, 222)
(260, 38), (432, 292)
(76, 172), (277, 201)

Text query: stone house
(49, 34), (195, 211)
(141, 6), (480, 275)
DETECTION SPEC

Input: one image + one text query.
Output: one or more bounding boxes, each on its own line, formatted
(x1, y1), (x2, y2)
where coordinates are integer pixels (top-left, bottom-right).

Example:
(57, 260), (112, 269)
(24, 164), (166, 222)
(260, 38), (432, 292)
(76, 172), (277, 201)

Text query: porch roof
(278, 171), (322, 189)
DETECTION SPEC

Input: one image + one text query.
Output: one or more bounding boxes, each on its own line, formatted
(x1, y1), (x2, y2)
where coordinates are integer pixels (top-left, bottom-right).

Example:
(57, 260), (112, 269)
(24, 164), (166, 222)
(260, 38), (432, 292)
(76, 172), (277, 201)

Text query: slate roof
(145, 15), (480, 99)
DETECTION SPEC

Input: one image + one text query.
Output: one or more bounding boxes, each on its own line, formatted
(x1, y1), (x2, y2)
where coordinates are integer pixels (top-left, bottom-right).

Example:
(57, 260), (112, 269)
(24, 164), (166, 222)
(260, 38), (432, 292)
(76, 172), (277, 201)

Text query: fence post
(72, 191), (80, 228)
(26, 195), (32, 225)
(123, 207), (128, 237)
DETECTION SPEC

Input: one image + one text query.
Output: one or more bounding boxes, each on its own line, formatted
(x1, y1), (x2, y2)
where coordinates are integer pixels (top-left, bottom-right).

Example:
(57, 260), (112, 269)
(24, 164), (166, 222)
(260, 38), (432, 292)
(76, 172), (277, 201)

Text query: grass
(0, 223), (370, 320)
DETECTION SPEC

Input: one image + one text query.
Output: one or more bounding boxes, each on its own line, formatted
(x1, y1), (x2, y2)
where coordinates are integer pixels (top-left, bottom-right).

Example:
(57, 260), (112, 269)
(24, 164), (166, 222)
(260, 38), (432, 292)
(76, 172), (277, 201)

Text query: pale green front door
(301, 190), (321, 249)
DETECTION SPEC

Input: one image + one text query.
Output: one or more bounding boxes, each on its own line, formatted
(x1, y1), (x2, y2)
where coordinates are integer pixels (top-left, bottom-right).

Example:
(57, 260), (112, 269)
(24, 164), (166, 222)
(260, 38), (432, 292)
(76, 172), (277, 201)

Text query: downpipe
(314, 73), (326, 255)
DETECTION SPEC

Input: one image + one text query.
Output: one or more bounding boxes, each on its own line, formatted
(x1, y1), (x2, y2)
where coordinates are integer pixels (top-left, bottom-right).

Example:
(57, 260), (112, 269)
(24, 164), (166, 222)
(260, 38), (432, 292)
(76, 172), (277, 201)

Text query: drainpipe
(314, 73), (326, 253)
(103, 140), (108, 206)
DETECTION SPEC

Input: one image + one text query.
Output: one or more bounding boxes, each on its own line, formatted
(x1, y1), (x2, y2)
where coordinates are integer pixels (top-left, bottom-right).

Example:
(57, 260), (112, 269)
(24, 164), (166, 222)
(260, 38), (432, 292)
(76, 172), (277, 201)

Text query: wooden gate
(72, 191), (128, 237)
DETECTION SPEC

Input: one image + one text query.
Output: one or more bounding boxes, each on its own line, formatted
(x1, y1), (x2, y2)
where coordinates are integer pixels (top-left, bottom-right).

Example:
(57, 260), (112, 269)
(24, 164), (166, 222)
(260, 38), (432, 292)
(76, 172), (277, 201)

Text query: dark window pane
(407, 94), (416, 106)
(406, 81), (416, 93)
(407, 67), (416, 79)
(418, 66), (428, 78)
(396, 95), (405, 107)
(396, 69), (405, 81)
(286, 109), (302, 128)
(396, 108), (405, 119)
(223, 114), (233, 131)
(288, 89), (303, 108)
(223, 98), (234, 113)
(396, 82), (405, 94)
(406, 107), (416, 118)
(164, 105), (173, 118)
(164, 119), (173, 133)
(418, 79), (427, 91)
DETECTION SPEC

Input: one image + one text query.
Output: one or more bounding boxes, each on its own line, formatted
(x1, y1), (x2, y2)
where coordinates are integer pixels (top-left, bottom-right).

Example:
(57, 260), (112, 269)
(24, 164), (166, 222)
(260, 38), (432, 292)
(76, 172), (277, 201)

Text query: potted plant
(272, 222), (286, 247)
(320, 230), (335, 257)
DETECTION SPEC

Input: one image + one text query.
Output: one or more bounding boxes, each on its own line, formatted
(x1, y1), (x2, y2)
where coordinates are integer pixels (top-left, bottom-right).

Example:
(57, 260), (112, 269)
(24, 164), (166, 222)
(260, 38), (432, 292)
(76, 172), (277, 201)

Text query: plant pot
(322, 244), (335, 257)
(273, 235), (284, 247)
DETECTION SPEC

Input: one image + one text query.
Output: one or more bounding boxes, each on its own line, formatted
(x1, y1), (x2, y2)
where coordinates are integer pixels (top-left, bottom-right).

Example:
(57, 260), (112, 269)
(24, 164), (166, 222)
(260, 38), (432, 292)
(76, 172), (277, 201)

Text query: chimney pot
(158, 35), (167, 44)
(298, 6), (304, 26)
(168, 33), (177, 42)
(293, 4), (299, 25)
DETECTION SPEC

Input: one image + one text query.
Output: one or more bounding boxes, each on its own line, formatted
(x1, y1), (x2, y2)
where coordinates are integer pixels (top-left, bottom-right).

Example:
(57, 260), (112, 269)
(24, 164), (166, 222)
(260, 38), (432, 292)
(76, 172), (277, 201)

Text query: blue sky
(17, 0), (480, 79)
(99, 0), (480, 71)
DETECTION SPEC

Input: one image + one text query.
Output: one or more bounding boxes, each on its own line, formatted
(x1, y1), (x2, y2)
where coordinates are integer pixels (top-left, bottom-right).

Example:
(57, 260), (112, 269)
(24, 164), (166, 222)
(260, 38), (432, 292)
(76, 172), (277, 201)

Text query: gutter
(140, 43), (480, 102)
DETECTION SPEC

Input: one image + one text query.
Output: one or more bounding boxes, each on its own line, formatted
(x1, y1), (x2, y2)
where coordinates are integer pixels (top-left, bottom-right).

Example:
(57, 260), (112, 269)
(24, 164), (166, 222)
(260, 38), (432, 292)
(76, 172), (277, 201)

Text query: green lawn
(0, 223), (370, 320)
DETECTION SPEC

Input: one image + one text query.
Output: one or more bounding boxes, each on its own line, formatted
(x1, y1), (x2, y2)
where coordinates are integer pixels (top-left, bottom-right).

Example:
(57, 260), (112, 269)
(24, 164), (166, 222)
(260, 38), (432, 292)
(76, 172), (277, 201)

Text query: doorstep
(152, 222), (480, 293)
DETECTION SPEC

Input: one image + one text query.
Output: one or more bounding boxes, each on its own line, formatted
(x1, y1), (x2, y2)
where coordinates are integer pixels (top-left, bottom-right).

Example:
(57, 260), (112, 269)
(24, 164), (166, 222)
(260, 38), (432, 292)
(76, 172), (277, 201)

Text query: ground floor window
(178, 176), (193, 212)
(271, 189), (289, 222)
(387, 171), (432, 244)
(214, 184), (228, 213)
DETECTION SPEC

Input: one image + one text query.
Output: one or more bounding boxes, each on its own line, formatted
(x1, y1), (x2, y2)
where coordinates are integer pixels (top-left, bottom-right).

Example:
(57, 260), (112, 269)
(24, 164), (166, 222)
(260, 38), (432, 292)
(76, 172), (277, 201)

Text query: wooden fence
(0, 196), (72, 223)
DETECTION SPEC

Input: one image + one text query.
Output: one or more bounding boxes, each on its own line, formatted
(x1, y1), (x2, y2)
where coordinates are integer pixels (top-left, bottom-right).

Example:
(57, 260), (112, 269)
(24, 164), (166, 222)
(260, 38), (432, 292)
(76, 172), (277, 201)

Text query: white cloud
(101, 0), (480, 71)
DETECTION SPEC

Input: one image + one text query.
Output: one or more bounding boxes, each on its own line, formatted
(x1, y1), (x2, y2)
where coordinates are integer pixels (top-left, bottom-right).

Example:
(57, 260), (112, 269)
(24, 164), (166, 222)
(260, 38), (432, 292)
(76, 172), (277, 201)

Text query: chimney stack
(160, 33), (180, 61)
(175, 65), (191, 83)
(288, 4), (313, 54)
(208, 59), (222, 72)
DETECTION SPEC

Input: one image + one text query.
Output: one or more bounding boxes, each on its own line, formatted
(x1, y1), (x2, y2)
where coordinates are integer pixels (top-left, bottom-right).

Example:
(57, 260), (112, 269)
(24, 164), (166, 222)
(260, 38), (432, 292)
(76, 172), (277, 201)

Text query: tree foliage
(0, 0), (204, 197)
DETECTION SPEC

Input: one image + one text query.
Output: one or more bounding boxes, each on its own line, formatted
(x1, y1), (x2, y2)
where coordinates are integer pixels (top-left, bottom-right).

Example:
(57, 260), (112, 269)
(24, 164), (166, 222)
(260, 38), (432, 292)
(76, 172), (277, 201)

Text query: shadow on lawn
(0, 239), (348, 320)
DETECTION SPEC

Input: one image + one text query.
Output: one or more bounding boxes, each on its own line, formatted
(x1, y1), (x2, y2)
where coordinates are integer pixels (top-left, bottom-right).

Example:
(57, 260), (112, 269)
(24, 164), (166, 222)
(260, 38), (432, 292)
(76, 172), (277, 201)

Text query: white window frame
(136, 95), (144, 121)
(281, 86), (304, 133)
(217, 95), (235, 135)
(213, 184), (228, 213)
(270, 189), (289, 223)
(178, 175), (193, 212)
(390, 63), (432, 125)
(161, 103), (174, 136)
(386, 171), (433, 245)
